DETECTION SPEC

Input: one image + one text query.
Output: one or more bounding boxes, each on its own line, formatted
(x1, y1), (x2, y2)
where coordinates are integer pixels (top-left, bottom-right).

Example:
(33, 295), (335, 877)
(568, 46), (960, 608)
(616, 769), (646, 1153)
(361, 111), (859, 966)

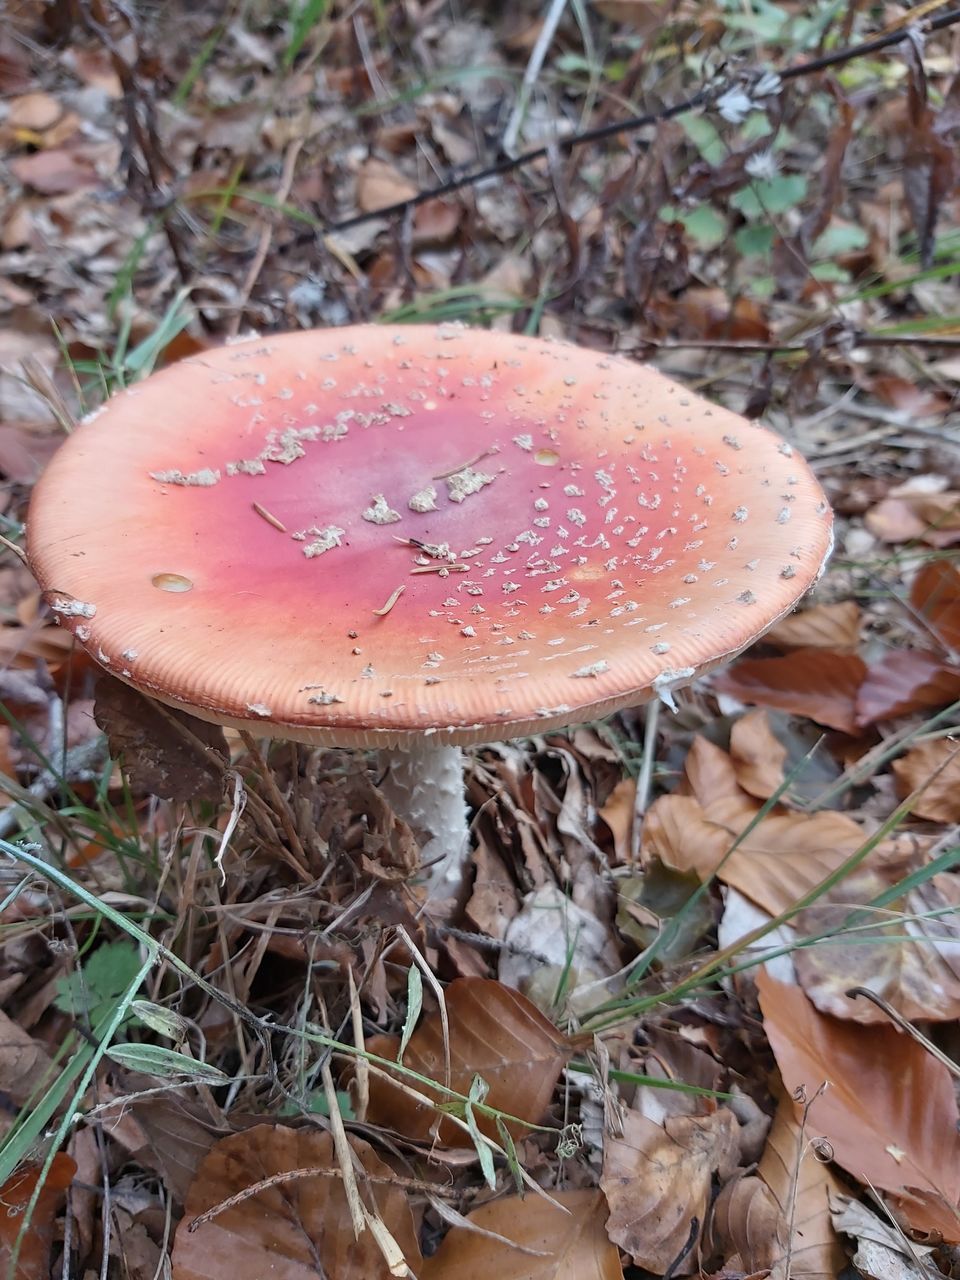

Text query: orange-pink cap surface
(27, 325), (833, 746)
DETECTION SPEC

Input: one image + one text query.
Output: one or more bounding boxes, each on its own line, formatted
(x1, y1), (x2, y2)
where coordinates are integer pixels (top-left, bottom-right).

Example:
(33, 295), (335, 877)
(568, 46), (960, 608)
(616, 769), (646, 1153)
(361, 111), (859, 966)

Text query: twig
(502, 0), (570, 157)
(327, 7), (960, 232)
(846, 987), (960, 1079)
(226, 138), (305, 338)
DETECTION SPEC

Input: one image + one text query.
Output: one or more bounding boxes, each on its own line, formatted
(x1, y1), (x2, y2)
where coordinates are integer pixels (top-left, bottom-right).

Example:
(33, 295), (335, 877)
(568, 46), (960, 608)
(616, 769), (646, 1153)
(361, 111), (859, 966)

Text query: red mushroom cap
(27, 325), (832, 746)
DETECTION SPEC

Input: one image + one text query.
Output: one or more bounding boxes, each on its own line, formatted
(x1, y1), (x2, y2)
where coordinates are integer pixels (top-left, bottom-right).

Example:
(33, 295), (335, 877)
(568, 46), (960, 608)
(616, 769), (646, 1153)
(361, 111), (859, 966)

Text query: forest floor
(2, 0), (960, 1277)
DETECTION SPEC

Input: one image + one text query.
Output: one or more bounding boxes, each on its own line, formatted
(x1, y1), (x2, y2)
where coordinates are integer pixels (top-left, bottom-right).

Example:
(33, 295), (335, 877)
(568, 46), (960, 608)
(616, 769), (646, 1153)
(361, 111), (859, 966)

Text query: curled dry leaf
(171, 1125), (422, 1280)
(715, 649), (867, 734)
(707, 1172), (789, 1278)
(855, 650), (960, 726)
(765, 601), (862, 652)
(364, 977), (570, 1145)
(0, 1007), (55, 1104)
(757, 971), (960, 1240)
(421, 1189), (623, 1280)
(0, 1153), (77, 1280)
(793, 866), (960, 1023)
(600, 1106), (739, 1273)
(891, 737), (960, 821)
(93, 675), (227, 803)
(756, 1080), (846, 1280)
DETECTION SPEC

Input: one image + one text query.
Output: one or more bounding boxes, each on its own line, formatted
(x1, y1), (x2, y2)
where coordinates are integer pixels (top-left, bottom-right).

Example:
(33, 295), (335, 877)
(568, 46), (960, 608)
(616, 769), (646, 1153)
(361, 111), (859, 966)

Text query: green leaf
(106, 1043), (229, 1082)
(731, 174), (808, 220)
(398, 966), (423, 1064)
(734, 223), (777, 257)
(130, 1000), (189, 1042)
(677, 112), (726, 166)
(661, 204), (727, 250)
(813, 223), (869, 258)
(55, 940), (144, 1025)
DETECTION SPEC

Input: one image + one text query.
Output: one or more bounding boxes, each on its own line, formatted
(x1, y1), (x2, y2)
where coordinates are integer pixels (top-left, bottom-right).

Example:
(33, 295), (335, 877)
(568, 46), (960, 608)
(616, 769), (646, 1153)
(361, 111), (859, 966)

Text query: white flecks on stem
(378, 739), (470, 900)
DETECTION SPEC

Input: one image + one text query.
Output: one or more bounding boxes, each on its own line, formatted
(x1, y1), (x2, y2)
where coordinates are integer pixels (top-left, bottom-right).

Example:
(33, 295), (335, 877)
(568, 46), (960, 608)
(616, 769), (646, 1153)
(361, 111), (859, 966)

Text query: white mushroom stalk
(379, 740), (470, 898)
(26, 324), (833, 904)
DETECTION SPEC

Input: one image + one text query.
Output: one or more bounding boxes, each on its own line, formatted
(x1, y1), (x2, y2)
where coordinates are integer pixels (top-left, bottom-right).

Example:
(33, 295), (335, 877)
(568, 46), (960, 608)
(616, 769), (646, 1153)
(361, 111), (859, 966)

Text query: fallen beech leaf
(9, 146), (100, 194)
(94, 675), (227, 803)
(412, 198), (461, 246)
(716, 649), (867, 733)
(708, 1172), (789, 1278)
(765, 601), (861, 652)
(356, 157), (418, 213)
(911, 560), (960, 652)
(597, 776), (636, 863)
(728, 709), (788, 799)
(892, 738), (960, 821)
(866, 493), (960, 548)
(868, 373), (952, 417)
(793, 868), (960, 1023)
(421, 1189), (623, 1280)
(855, 650), (960, 726)
(601, 1106), (738, 1272)
(0, 1008), (56, 1104)
(364, 977), (569, 1144)
(172, 1125), (421, 1280)
(676, 733), (747, 809)
(0, 1153), (77, 1280)
(757, 1081), (846, 1280)
(645, 791), (873, 917)
(757, 971), (960, 1239)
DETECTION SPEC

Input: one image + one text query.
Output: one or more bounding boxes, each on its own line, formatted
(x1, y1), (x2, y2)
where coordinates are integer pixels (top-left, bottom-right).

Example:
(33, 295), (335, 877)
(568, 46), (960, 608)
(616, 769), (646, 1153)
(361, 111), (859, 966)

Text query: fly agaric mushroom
(27, 325), (832, 898)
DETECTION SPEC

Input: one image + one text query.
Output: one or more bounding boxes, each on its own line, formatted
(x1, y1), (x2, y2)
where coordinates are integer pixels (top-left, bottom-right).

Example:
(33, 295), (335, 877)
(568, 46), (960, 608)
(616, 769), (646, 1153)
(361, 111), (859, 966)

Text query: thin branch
(327, 7), (960, 233)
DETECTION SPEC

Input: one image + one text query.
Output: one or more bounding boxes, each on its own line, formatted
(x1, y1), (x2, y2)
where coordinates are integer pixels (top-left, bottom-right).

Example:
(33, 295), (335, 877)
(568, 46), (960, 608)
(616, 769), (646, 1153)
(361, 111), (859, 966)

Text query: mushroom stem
(378, 740), (470, 899)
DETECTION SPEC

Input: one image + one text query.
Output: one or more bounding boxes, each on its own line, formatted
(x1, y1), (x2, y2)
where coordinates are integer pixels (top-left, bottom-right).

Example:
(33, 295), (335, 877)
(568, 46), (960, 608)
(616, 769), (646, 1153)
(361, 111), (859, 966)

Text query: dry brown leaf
(866, 494), (960, 548)
(856, 650), (960, 726)
(766, 601), (862, 652)
(421, 1189), (623, 1280)
(0, 1154), (77, 1280)
(757, 971), (960, 1240)
(9, 146), (101, 194)
(729, 709), (788, 799)
(364, 977), (569, 1144)
(757, 1080), (846, 1280)
(891, 737), (960, 821)
(793, 869), (960, 1024)
(645, 790), (870, 917)
(911, 560), (960, 652)
(716, 649), (867, 733)
(601, 1106), (738, 1272)
(356, 157), (418, 213)
(707, 1172), (789, 1278)
(676, 733), (748, 809)
(171, 1125), (421, 1280)
(597, 776), (636, 864)
(0, 1007), (56, 1105)
(93, 676), (227, 803)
